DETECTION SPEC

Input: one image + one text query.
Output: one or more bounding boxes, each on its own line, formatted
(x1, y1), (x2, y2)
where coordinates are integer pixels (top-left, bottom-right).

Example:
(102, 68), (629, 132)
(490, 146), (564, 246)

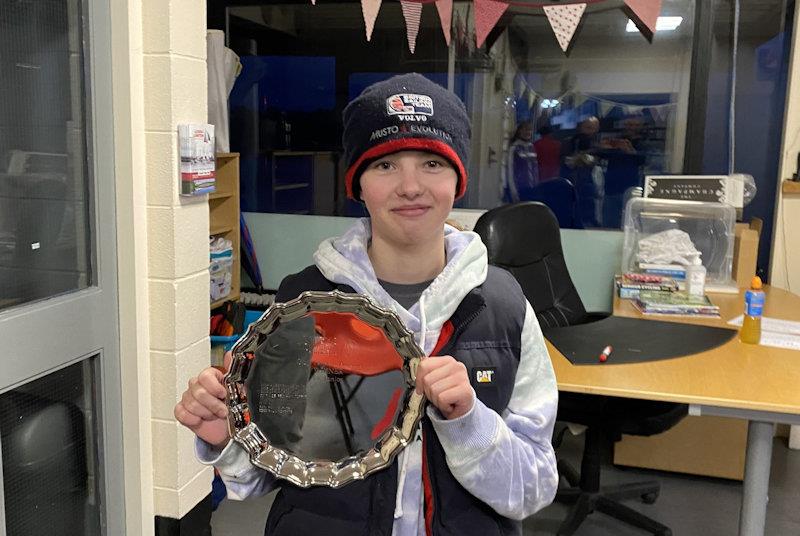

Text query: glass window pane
(0, 359), (101, 536)
(223, 0), (792, 253)
(0, 0), (92, 311)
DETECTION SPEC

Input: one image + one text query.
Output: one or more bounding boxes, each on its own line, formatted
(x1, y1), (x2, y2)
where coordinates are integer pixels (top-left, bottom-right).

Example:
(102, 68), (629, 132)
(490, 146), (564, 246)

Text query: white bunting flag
(400, 1), (422, 53)
(543, 3), (587, 52)
(598, 100), (614, 117)
(361, 0), (382, 42)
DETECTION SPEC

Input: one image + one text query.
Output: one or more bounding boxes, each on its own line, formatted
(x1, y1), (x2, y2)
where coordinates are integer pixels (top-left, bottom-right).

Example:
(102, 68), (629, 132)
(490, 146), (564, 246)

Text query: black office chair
(474, 202), (686, 536)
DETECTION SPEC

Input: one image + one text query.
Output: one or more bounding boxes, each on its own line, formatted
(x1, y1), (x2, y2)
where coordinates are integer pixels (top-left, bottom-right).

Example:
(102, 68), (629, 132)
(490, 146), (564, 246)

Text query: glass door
(0, 0), (124, 534)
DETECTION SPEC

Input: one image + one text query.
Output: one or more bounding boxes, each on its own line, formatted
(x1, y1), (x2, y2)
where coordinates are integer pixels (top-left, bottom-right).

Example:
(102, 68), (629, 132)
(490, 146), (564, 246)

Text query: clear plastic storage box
(621, 198), (736, 289)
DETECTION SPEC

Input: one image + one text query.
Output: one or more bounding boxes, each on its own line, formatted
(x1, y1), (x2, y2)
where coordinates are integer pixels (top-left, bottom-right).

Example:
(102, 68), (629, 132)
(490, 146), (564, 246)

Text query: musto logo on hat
(386, 93), (433, 121)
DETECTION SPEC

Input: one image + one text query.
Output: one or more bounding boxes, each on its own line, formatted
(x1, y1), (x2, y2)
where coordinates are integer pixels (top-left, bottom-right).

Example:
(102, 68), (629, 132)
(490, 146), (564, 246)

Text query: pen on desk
(599, 345), (613, 363)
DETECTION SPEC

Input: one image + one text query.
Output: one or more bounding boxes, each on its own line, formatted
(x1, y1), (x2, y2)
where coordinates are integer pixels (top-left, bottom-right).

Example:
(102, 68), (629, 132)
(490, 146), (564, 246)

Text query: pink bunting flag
(361, 0), (382, 42)
(474, 0), (508, 49)
(543, 3), (587, 52)
(624, 0), (663, 39)
(434, 0), (453, 46)
(400, 0), (422, 54)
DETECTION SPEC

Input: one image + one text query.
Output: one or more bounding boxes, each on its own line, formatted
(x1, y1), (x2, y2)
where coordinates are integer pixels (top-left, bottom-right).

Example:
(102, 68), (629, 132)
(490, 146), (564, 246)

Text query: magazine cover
(179, 124), (216, 196)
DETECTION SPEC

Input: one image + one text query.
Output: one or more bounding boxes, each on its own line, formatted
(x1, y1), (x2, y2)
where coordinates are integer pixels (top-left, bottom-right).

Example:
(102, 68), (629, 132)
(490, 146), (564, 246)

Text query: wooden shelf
(209, 154), (240, 308)
(782, 180), (800, 194)
(210, 225), (233, 236)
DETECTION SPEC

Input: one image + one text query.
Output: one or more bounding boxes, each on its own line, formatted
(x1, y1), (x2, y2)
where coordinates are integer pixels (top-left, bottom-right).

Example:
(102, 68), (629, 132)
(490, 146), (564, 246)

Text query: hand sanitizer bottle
(686, 258), (706, 298)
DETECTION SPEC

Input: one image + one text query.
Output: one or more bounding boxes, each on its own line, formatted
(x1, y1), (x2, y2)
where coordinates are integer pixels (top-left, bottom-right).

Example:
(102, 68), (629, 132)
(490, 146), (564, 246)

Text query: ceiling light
(626, 16), (683, 33)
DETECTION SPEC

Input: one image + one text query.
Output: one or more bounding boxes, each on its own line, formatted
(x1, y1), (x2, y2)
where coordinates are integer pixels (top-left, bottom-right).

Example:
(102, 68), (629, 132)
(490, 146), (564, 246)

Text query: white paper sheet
(728, 315), (800, 351)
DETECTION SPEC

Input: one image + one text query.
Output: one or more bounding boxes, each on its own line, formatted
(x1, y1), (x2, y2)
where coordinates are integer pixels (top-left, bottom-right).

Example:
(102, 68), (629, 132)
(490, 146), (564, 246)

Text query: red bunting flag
(400, 0), (423, 53)
(361, 0), (382, 41)
(434, 0), (453, 46)
(474, 0), (508, 49)
(543, 3), (587, 52)
(624, 0), (663, 39)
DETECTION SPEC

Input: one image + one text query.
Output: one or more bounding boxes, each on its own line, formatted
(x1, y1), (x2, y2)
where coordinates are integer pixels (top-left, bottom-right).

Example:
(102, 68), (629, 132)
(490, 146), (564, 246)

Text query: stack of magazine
(633, 290), (720, 317)
(616, 273), (680, 299)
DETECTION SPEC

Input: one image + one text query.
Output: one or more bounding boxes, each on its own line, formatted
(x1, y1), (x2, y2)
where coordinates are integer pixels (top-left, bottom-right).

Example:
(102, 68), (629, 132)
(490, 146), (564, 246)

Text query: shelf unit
(210, 152), (240, 309)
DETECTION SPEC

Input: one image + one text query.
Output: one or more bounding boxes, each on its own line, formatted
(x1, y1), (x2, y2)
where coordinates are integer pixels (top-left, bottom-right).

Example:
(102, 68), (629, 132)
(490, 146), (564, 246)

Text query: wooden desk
(546, 286), (800, 536)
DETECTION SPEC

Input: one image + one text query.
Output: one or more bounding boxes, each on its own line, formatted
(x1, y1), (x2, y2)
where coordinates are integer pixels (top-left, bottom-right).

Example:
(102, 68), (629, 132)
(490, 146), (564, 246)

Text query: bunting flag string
(514, 75), (676, 119)
(542, 3), (587, 52)
(346, 0), (663, 54)
(400, 0), (423, 53)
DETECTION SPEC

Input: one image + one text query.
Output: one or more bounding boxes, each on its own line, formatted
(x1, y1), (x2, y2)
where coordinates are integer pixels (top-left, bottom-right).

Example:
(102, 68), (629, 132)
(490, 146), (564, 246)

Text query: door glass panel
(0, 0), (92, 311)
(0, 358), (101, 536)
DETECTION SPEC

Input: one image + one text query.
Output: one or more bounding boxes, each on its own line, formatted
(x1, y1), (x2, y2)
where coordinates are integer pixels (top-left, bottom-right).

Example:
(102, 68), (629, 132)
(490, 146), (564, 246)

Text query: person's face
(624, 118), (643, 137)
(518, 124), (533, 141)
(360, 150), (457, 248)
(579, 118), (599, 136)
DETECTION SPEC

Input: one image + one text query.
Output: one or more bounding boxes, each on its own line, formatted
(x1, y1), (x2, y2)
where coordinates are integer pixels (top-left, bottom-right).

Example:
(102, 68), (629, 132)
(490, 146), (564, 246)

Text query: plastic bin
(621, 198), (736, 289)
(210, 309), (263, 365)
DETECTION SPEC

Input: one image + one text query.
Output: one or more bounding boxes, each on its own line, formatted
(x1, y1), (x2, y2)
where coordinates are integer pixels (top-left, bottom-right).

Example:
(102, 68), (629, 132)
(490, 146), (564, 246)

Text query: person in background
(175, 73), (559, 536)
(598, 115), (647, 228)
(533, 124), (562, 182)
(565, 116), (602, 227)
(503, 120), (538, 203)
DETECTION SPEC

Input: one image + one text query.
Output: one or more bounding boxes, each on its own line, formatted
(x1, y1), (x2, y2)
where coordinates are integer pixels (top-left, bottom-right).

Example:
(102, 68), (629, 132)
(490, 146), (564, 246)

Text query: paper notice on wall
(179, 123), (216, 196)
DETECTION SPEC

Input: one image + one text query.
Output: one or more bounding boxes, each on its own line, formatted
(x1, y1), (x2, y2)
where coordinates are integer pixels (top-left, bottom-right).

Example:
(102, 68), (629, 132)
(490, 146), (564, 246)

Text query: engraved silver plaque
(224, 291), (426, 488)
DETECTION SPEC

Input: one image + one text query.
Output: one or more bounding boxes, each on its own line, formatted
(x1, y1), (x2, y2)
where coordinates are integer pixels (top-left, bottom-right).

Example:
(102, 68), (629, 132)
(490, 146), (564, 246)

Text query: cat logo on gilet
(475, 368), (495, 383)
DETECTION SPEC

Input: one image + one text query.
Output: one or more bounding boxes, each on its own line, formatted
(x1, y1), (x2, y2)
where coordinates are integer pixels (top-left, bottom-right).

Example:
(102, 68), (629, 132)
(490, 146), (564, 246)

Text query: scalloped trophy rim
(224, 290), (426, 488)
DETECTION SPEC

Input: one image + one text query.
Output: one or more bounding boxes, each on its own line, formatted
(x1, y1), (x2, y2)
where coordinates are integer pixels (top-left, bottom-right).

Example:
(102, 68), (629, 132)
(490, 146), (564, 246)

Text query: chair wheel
(641, 491), (659, 504)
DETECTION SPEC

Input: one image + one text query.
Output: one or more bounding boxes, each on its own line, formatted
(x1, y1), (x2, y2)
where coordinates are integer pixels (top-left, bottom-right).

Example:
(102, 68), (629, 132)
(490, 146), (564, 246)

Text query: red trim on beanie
(345, 138), (468, 200)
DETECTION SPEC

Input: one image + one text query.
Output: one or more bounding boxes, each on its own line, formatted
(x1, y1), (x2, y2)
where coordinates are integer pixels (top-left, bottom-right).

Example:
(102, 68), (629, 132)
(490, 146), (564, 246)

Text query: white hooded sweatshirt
(197, 219), (559, 535)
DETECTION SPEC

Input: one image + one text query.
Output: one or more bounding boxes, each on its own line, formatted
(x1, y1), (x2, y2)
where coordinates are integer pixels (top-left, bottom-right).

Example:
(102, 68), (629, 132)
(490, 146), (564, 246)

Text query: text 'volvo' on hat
(342, 73), (472, 200)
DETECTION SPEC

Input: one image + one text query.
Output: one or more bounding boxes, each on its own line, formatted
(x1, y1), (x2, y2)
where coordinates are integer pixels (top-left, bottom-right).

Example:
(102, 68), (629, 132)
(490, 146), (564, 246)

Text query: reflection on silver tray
(224, 290), (426, 488)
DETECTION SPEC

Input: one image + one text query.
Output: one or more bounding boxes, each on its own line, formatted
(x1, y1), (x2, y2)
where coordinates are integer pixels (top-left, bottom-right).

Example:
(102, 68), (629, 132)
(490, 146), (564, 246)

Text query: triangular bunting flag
(435, 0), (453, 47)
(361, 0), (382, 42)
(572, 92), (587, 108)
(624, 0), (663, 41)
(598, 100), (614, 117)
(650, 106), (667, 123)
(527, 89), (537, 110)
(474, 0), (508, 49)
(543, 3), (587, 53)
(400, 0), (422, 53)
(516, 76), (526, 98)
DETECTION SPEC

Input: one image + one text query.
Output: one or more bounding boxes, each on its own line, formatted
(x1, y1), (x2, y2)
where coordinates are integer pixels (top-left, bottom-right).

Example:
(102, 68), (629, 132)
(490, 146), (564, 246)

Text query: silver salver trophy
(223, 291), (426, 488)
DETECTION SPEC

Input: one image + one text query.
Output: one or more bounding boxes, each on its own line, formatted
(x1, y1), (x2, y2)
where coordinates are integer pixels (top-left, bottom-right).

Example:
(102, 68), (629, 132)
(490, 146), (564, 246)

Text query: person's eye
(425, 160), (445, 169)
(372, 160), (393, 170)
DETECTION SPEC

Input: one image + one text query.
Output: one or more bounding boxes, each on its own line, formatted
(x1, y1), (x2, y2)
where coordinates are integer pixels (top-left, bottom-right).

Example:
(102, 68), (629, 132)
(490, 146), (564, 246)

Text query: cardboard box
(614, 415), (747, 480)
(732, 220), (761, 287)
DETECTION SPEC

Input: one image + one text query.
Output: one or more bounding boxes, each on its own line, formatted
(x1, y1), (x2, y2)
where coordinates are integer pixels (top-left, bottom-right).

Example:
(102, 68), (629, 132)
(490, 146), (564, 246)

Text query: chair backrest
(529, 177), (579, 229)
(473, 202), (587, 328)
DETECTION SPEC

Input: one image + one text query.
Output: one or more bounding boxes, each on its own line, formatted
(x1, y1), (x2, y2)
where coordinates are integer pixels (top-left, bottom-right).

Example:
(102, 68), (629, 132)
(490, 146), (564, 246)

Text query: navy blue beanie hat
(342, 73), (471, 200)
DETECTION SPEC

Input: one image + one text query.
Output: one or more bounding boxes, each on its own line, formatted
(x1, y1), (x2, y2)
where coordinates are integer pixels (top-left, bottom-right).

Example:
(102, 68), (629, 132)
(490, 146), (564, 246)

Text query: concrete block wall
(142, 0), (213, 519)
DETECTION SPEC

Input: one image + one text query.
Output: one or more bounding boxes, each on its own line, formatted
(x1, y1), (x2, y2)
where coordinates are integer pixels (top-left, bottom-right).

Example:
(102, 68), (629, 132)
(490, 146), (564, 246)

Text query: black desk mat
(543, 316), (737, 366)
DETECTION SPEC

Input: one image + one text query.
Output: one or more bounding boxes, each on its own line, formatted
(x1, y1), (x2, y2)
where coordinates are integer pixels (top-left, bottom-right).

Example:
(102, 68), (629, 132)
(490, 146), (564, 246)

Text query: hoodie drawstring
(395, 294), (428, 520)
